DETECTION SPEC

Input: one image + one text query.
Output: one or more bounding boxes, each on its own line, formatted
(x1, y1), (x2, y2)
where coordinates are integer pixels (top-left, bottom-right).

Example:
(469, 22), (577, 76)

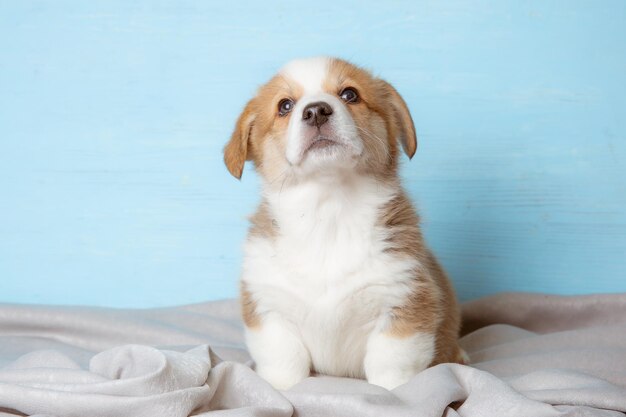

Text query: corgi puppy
(224, 57), (465, 390)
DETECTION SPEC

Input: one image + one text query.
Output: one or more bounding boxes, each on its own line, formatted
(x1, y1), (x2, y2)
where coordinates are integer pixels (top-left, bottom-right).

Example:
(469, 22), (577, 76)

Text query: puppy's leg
(364, 329), (435, 390)
(245, 313), (311, 390)
(364, 282), (440, 390)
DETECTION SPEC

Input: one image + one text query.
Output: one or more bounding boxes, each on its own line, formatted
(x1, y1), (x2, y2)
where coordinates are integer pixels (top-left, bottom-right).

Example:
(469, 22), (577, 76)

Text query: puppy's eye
(339, 87), (359, 103)
(278, 98), (295, 116)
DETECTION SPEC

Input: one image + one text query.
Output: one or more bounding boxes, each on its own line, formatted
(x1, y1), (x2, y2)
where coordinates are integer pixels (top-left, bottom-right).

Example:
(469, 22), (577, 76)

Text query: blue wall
(1, 1), (625, 308)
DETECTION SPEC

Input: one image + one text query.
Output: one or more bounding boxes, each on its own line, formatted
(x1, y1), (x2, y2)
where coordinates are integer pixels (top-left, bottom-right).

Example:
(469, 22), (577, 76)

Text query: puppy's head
(224, 57), (416, 184)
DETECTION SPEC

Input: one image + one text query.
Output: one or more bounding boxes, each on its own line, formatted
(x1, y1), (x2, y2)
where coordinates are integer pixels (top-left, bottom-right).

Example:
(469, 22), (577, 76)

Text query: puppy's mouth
(304, 136), (341, 153)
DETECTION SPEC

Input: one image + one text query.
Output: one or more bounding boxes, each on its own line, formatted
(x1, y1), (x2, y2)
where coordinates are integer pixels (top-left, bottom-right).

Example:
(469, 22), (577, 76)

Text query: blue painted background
(1, 1), (625, 308)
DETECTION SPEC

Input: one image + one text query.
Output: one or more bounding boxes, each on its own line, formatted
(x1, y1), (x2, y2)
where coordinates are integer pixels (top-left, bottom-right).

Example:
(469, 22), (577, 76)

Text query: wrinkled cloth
(0, 293), (625, 417)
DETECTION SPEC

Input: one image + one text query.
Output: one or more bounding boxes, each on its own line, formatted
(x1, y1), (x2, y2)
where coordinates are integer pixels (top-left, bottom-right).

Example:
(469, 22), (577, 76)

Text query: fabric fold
(0, 293), (624, 416)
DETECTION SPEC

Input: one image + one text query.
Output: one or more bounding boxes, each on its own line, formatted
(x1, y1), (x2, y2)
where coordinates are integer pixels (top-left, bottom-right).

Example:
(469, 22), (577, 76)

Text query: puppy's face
(224, 57), (417, 184)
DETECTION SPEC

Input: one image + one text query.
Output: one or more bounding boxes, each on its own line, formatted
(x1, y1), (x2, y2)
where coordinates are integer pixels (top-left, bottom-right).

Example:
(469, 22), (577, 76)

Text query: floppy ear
(224, 100), (256, 179)
(381, 81), (417, 159)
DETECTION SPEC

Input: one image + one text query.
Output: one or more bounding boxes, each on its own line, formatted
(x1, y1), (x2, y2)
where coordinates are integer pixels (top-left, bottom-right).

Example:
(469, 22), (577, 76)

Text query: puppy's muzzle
(302, 101), (333, 128)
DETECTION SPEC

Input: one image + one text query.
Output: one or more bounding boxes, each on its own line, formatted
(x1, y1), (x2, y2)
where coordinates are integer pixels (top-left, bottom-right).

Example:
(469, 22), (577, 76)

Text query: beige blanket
(1, 293), (625, 416)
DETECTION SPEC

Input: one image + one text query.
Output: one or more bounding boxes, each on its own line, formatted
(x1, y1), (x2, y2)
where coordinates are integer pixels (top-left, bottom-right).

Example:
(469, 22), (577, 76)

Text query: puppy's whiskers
(354, 125), (392, 163)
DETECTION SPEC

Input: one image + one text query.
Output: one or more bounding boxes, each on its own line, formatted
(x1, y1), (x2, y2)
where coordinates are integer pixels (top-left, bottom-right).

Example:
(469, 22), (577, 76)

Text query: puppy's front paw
(256, 364), (310, 390)
(364, 331), (435, 390)
(245, 314), (312, 390)
(367, 369), (413, 391)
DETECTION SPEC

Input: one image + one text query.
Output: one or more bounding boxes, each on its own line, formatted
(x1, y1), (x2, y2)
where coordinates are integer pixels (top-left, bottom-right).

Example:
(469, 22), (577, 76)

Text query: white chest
(242, 179), (418, 376)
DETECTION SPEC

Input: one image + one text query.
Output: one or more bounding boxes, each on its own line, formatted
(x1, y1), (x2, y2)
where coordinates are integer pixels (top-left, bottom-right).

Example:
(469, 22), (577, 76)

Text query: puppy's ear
(380, 81), (417, 159)
(224, 99), (256, 179)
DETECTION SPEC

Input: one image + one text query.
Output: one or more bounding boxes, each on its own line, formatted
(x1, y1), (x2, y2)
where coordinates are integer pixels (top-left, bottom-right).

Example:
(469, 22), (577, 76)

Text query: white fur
(243, 176), (421, 385)
(280, 57), (330, 94)
(364, 331), (435, 390)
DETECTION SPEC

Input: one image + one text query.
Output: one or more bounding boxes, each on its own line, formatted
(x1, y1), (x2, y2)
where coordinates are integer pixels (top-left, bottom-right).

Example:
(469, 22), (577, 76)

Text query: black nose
(302, 101), (333, 127)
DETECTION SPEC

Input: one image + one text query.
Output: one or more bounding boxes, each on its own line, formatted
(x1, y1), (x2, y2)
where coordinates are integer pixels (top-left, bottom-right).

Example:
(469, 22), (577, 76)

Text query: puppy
(224, 57), (465, 390)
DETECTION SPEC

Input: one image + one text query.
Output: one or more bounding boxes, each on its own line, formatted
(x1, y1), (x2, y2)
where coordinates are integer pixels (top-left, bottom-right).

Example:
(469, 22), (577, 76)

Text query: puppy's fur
(224, 57), (465, 390)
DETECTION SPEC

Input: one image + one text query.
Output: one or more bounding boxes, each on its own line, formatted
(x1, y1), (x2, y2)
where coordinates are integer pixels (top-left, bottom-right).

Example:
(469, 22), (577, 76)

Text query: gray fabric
(0, 293), (625, 417)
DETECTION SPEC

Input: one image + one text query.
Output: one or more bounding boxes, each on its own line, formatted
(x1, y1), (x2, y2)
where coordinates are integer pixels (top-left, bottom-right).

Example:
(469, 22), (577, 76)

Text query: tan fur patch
(223, 105), (254, 179)
(240, 282), (261, 329)
(379, 192), (464, 365)
(248, 200), (278, 239)
(223, 74), (302, 180)
(240, 202), (279, 330)
(324, 58), (418, 178)
(387, 279), (440, 336)
(380, 191), (422, 256)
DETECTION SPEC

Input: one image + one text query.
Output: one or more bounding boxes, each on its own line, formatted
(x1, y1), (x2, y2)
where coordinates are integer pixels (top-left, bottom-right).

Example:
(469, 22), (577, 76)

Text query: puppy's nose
(302, 102), (333, 127)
